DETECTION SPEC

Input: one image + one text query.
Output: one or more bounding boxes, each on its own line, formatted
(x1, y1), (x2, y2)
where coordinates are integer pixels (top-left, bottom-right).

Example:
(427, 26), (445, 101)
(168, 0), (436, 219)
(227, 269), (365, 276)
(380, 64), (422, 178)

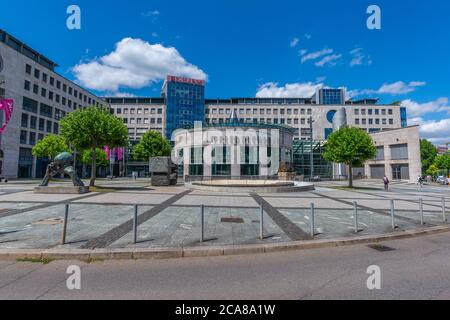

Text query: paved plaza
(0, 179), (449, 250)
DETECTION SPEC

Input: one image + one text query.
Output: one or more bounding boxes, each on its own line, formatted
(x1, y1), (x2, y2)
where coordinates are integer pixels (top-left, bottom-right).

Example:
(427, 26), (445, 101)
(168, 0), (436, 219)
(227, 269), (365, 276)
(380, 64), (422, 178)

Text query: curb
(2, 225), (449, 262)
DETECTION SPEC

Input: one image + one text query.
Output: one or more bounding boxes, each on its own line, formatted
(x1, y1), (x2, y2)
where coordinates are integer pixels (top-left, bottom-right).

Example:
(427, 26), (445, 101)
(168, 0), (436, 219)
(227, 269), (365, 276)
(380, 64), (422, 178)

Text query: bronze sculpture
(40, 152), (84, 187)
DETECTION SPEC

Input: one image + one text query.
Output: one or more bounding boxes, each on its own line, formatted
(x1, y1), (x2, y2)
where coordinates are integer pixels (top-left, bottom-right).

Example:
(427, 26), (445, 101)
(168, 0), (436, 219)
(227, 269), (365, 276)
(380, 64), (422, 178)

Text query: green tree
(426, 164), (439, 177)
(435, 153), (450, 177)
(32, 134), (69, 160)
(81, 148), (109, 167)
(420, 139), (437, 173)
(323, 127), (377, 188)
(133, 131), (171, 161)
(60, 107), (128, 186)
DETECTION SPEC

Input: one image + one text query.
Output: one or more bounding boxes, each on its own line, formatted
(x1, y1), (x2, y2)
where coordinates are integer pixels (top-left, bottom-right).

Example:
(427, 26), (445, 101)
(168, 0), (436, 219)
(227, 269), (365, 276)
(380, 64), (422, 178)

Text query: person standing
(383, 176), (390, 190)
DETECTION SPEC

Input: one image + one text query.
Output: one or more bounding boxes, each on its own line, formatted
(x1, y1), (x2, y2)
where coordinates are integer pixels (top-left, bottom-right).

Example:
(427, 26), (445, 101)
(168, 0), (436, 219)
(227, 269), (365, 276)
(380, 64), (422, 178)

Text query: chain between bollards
(310, 203), (315, 237)
(133, 204), (138, 244)
(61, 203), (69, 245)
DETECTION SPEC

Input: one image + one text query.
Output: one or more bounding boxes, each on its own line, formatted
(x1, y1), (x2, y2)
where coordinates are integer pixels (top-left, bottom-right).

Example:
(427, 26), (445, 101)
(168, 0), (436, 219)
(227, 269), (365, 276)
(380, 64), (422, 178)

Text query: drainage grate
(368, 244), (396, 252)
(221, 217), (245, 224)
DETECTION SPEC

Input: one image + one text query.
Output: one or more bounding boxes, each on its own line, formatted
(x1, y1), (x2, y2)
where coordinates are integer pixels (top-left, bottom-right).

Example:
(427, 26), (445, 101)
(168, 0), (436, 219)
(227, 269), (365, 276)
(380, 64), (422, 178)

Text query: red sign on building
(167, 75), (205, 86)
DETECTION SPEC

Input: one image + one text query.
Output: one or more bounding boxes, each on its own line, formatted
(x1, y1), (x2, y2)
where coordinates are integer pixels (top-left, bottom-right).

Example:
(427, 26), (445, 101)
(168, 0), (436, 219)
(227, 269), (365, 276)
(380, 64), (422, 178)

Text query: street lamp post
(308, 117), (315, 181)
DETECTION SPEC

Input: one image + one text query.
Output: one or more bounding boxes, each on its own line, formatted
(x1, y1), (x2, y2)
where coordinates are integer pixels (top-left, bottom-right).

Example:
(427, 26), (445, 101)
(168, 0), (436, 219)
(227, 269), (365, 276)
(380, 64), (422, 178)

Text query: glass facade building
(162, 76), (205, 139)
(318, 88), (345, 105)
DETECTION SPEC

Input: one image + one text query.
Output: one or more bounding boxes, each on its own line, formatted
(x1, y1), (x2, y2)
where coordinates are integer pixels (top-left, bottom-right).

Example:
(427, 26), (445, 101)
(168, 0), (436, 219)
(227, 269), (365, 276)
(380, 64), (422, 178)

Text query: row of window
(207, 108), (314, 116)
(124, 118), (163, 125)
(20, 129), (55, 146)
(21, 113), (59, 134)
(355, 118), (394, 125)
(354, 108), (393, 116)
(25, 63), (103, 107)
(114, 108), (164, 115)
(22, 96), (66, 120)
(24, 80), (88, 110)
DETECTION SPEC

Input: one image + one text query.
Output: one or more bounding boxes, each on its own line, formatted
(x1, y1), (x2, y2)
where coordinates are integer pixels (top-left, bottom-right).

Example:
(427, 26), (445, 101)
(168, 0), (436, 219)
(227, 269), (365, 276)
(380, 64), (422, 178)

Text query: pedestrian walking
(383, 176), (390, 190)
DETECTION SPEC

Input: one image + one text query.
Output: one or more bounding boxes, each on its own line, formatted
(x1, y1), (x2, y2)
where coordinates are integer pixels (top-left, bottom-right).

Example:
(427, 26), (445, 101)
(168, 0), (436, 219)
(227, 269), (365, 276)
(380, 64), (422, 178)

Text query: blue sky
(1, 0), (449, 143)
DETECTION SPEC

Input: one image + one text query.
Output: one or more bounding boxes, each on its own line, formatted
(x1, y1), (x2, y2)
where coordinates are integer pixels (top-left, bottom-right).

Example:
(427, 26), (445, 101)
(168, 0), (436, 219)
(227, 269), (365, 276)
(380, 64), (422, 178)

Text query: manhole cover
(33, 218), (63, 225)
(368, 244), (396, 252)
(221, 217), (244, 224)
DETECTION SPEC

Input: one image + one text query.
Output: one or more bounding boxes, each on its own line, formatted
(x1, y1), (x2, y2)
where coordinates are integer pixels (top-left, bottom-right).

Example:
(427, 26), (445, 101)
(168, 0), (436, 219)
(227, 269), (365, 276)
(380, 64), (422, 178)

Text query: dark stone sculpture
(40, 152), (84, 187)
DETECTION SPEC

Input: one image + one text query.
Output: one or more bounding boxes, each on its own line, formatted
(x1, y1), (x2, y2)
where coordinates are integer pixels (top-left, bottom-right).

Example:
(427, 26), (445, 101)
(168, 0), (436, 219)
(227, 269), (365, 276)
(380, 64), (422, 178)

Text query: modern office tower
(0, 29), (105, 179)
(161, 75), (205, 139)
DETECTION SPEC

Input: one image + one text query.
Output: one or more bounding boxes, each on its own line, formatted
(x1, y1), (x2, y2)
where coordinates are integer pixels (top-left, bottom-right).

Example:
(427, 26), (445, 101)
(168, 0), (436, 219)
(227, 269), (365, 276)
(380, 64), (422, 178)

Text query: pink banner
(0, 99), (14, 134)
(104, 146), (124, 162)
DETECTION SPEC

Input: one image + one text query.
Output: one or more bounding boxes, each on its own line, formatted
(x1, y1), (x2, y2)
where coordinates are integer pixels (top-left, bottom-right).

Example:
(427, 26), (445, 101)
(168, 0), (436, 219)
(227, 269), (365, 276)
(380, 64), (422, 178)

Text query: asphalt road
(0, 232), (449, 300)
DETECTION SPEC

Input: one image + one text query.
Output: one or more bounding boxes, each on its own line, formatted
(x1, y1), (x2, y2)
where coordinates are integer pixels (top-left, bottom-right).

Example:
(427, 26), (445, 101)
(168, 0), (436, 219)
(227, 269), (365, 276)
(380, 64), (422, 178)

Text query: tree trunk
(348, 164), (353, 188)
(90, 146), (97, 187)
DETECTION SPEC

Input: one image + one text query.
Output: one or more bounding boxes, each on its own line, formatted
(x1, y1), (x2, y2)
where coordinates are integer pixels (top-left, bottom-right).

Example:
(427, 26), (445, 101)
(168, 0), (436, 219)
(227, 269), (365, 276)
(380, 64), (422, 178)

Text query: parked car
(437, 176), (445, 183)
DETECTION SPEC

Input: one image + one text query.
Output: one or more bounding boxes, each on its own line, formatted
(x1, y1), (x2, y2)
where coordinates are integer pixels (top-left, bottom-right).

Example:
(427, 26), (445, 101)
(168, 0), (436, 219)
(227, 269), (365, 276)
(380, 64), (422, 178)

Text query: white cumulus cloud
(409, 118), (450, 145)
(350, 48), (372, 67)
(401, 97), (450, 117)
(72, 38), (207, 92)
(256, 82), (321, 98)
(378, 81), (426, 95)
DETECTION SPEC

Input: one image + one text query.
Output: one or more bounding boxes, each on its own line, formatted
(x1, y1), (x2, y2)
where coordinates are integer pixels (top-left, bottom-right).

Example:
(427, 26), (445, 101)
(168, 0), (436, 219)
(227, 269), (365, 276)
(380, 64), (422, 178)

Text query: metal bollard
(310, 203), (315, 237)
(443, 198), (447, 223)
(133, 204), (138, 244)
(61, 203), (69, 245)
(419, 197), (424, 226)
(200, 205), (205, 243)
(353, 201), (359, 233)
(390, 199), (396, 230)
(260, 204), (264, 240)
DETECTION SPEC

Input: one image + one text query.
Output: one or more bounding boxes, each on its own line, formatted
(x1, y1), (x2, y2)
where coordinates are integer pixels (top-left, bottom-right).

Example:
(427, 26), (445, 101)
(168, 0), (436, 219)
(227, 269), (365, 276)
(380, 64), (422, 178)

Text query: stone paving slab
(355, 199), (442, 211)
(174, 195), (259, 207)
(280, 208), (419, 239)
(109, 206), (289, 248)
(0, 204), (149, 250)
(72, 192), (172, 205)
(0, 202), (42, 210)
(264, 196), (352, 209)
(0, 191), (98, 203)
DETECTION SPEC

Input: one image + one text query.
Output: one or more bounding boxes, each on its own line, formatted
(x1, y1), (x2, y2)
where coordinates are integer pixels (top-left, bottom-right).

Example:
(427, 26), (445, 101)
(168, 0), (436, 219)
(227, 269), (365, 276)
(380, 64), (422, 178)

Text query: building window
(50, 77), (55, 86)
(34, 69), (40, 79)
(25, 64), (32, 74)
(42, 73), (47, 83)
(33, 84), (39, 94)
(30, 116), (37, 129)
(390, 144), (408, 160)
(375, 146), (385, 160)
(39, 118), (45, 131)
(29, 132), (36, 145)
(46, 120), (52, 133)
(41, 88), (46, 98)
(20, 130), (27, 144)
(21, 113), (29, 128)
(40, 103), (53, 118)
(23, 97), (38, 113)
(24, 80), (31, 91)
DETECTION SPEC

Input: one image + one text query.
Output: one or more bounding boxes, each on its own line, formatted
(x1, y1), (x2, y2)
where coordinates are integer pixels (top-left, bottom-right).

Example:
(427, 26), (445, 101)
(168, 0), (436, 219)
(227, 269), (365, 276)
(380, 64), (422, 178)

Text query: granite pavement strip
(250, 193), (312, 241)
(81, 190), (192, 249)
(0, 192), (101, 219)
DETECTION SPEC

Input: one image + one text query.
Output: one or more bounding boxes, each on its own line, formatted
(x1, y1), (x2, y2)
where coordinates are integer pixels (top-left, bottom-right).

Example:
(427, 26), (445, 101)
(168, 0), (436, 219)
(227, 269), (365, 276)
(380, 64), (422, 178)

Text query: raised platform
(187, 180), (315, 193)
(34, 186), (90, 194)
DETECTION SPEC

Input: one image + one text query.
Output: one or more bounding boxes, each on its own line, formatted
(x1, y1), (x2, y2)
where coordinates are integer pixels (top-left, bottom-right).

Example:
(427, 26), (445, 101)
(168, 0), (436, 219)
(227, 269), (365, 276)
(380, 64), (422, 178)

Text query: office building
(0, 29), (105, 179)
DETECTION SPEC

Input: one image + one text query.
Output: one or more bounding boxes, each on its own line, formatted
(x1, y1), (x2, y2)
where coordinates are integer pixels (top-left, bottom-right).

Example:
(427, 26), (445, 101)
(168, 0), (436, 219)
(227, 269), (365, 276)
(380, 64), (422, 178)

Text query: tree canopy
(435, 153), (450, 177)
(32, 134), (69, 160)
(420, 139), (437, 174)
(60, 107), (128, 186)
(81, 148), (109, 167)
(132, 131), (172, 161)
(323, 127), (377, 187)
